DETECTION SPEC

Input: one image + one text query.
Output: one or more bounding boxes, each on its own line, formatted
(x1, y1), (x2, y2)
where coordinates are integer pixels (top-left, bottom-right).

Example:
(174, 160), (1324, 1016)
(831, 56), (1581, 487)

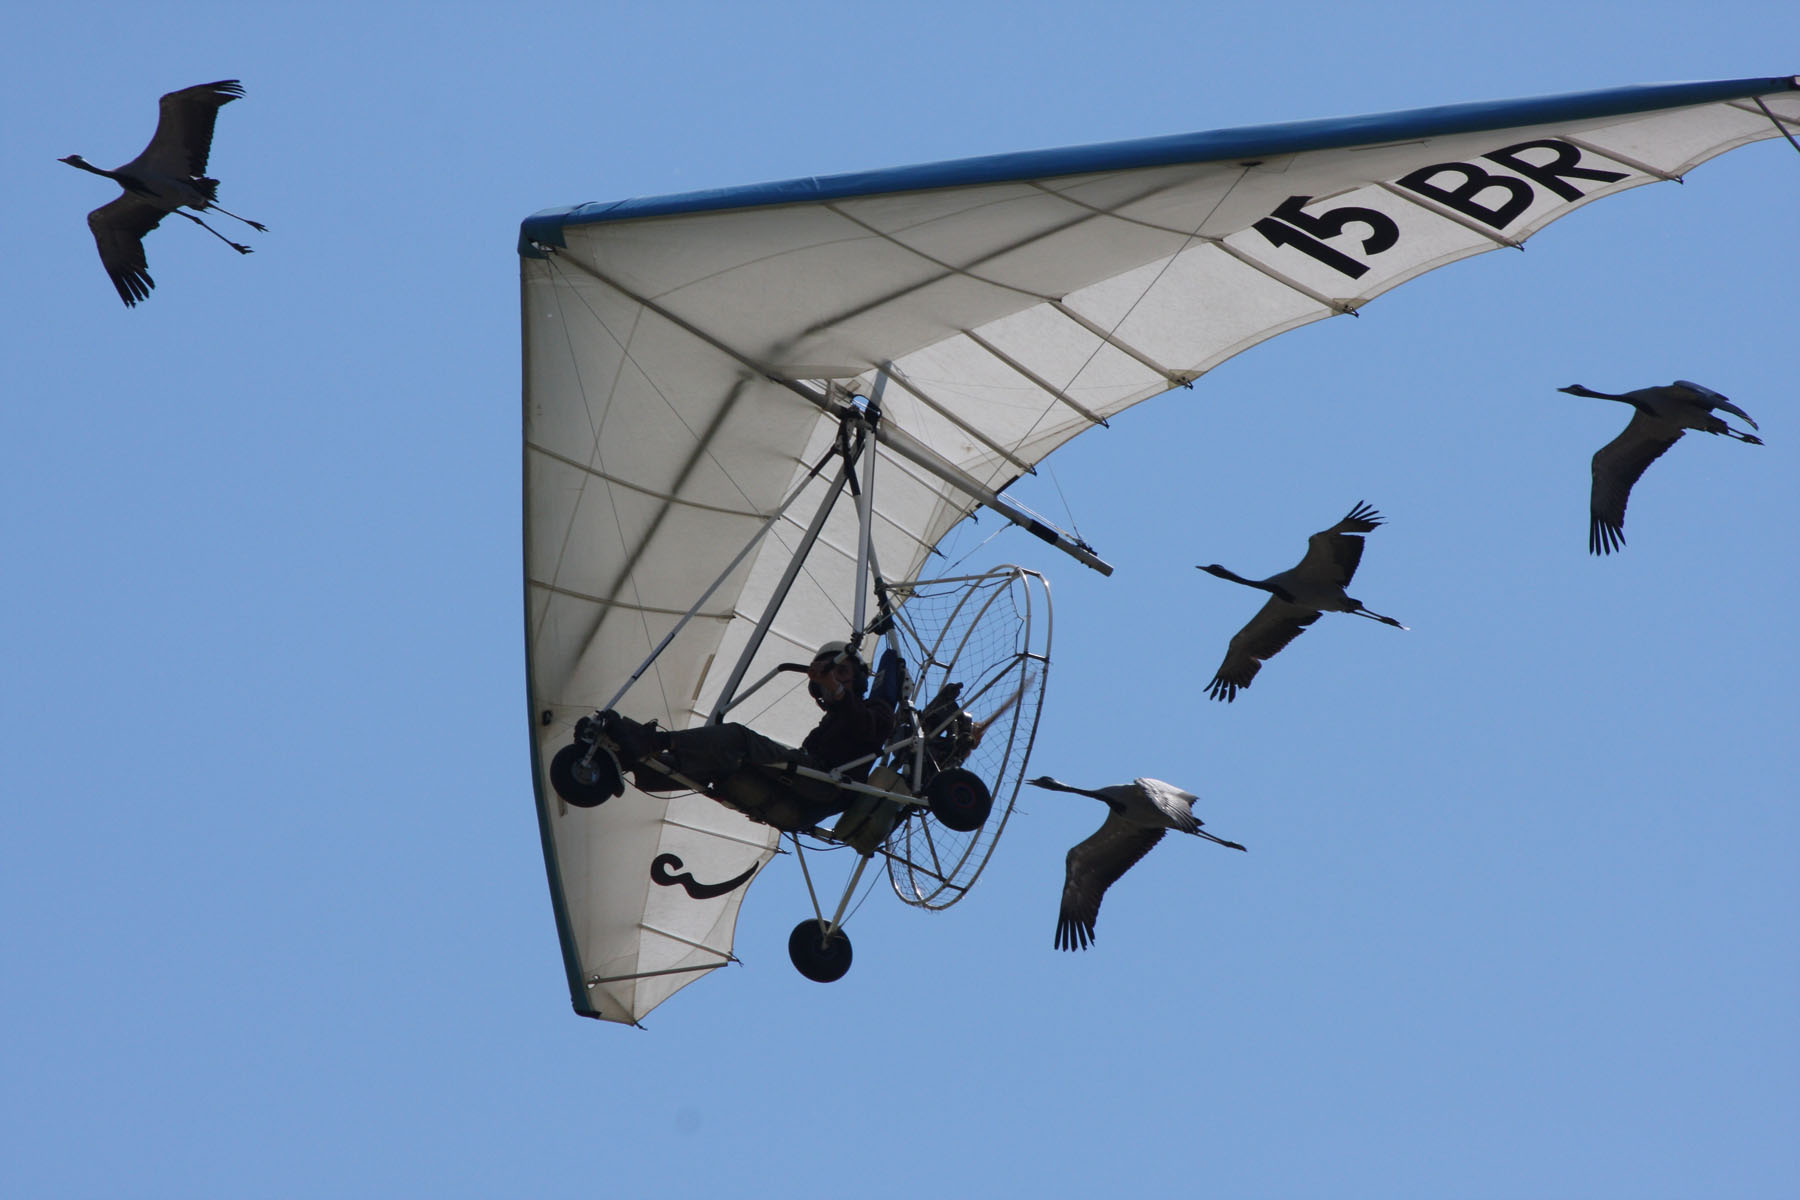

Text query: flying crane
(1198, 502), (1406, 702)
(1027, 776), (1245, 952)
(1558, 381), (1763, 554)
(61, 80), (265, 307)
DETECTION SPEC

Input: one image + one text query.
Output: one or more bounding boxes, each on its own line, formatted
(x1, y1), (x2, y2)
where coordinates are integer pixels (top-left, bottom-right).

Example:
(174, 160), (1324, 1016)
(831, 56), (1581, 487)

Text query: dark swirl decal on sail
(650, 853), (759, 900)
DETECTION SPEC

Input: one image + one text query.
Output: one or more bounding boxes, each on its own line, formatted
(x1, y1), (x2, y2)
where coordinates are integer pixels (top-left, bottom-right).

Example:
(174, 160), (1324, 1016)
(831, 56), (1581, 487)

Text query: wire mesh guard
(881, 566), (1051, 909)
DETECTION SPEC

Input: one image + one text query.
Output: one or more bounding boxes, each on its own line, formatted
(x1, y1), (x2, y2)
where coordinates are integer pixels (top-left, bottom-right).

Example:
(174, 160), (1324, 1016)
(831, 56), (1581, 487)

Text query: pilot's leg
(661, 723), (794, 777)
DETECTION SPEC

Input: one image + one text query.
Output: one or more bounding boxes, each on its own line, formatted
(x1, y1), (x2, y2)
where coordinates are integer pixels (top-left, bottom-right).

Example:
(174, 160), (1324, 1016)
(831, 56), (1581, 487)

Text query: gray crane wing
(144, 80), (245, 177)
(1135, 778), (1200, 834)
(86, 195), (163, 307)
(1590, 413), (1682, 554)
(1207, 597), (1320, 701)
(1057, 814), (1166, 951)
(1672, 380), (1758, 430)
(1294, 501), (1383, 585)
(1711, 398), (1759, 431)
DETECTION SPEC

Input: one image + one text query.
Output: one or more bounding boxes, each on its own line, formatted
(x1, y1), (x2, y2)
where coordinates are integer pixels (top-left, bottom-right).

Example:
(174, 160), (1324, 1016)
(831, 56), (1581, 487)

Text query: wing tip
(110, 269), (153, 307)
(1054, 916), (1094, 951)
(1589, 517), (1625, 555)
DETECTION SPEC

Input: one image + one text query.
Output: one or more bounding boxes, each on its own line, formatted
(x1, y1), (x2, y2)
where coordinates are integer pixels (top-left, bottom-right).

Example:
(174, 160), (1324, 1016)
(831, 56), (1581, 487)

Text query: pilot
(597, 640), (895, 813)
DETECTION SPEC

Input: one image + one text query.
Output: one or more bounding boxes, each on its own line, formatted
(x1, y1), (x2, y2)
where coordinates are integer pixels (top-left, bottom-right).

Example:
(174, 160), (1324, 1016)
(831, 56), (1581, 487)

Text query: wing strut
(864, 411), (1113, 576)
(707, 440), (857, 722)
(790, 372), (1112, 576)
(598, 439), (842, 715)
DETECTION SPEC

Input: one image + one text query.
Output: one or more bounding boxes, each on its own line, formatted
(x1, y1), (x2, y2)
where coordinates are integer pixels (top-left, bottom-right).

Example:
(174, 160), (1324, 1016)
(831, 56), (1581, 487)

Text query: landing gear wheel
(549, 741), (622, 808)
(925, 767), (992, 833)
(787, 919), (853, 983)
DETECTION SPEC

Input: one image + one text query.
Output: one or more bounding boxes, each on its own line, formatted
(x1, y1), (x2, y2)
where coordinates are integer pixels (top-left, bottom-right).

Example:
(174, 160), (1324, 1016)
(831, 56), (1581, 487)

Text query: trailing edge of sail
(520, 76), (1798, 1024)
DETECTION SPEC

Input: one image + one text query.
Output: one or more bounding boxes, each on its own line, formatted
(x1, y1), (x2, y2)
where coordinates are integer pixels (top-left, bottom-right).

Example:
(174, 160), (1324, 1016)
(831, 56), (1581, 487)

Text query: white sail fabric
(521, 76), (1798, 1023)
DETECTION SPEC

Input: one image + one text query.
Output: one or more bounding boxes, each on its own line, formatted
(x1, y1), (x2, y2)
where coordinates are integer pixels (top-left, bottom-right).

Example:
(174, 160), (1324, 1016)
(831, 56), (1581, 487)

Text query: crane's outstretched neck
(1026, 776), (1104, 801)
(1558, 384), (1627, 401)
(1198, 564), (1270, 591)
(59, 154), (112, 179)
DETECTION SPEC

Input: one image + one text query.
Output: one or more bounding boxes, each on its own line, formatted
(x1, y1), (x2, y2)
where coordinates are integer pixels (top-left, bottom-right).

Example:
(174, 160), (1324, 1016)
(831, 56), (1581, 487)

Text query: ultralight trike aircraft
(521, 74), (1799, 1024)
(545, 388), (1058, 987)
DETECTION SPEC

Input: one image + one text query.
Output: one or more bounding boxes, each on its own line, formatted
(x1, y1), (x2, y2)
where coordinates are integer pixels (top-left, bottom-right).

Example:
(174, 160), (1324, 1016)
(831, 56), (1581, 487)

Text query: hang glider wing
(520, 75), (1798, 1024)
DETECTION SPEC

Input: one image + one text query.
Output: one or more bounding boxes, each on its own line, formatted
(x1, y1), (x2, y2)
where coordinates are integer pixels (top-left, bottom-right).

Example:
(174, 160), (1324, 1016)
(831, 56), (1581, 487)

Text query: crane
(61, 80), (265, 307)
(1558, 381), (1762, 555)
(1027, 776), (1245, 951)
(1197, 501), (1406, 702)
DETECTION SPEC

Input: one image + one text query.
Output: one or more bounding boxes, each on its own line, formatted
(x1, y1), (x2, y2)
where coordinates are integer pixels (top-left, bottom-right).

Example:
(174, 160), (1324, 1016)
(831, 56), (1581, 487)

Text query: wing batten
(1205, 237), (1355, 315)
(960, 327), (1110, 427)
(1375, 180), (1525, 247)
(1556, 135), (1683, 181)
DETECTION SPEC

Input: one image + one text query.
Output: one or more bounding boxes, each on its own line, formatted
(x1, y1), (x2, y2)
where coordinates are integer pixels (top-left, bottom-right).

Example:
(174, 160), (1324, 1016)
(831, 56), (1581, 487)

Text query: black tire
(925, 767), (992, 832)
(787, 919), (853, 983)
(549, 741), (622, 808)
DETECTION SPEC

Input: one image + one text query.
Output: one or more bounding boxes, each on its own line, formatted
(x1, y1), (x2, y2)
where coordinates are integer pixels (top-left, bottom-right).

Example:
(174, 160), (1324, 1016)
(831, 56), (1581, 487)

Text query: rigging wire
(1042, 462), (1083, 546)
(936, 519), (1010, 578)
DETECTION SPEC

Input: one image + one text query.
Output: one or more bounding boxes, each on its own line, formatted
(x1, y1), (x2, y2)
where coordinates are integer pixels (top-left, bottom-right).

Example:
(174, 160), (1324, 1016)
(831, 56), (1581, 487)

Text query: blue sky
(4, 3), (1796, 1196)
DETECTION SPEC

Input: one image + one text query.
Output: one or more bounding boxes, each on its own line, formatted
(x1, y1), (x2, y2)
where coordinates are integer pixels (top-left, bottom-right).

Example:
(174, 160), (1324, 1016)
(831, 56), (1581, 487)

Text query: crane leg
(1351, 607), (1408, 629)
(174, 209), (254, 254)
(207, 202), (269, 233)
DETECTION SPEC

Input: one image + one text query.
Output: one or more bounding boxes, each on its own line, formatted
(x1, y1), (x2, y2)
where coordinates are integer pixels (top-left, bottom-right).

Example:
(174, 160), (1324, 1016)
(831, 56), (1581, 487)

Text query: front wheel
(549, 742), (622, 808)
(925, 767), (992, 832)
(787, 919), (853, 983)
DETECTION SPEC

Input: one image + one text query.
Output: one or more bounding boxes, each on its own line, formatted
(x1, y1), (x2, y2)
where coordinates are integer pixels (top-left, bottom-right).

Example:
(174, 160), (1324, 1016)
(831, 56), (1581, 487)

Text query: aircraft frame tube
(599, 444), (839, 715)
(708, 459), (854, 723)
(869, 418), (1114, 576)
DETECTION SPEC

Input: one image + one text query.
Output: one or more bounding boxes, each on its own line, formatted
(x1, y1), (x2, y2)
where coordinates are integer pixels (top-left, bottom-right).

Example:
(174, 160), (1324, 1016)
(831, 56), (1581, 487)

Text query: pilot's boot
(597, 710), (669, 765)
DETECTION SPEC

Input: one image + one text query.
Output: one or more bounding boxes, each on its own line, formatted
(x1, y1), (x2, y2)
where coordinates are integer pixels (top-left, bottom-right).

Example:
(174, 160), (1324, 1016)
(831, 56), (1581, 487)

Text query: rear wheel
(549, 742), (621, 808)
(787, 919), (853, 982)
(926, 767), (992, 833)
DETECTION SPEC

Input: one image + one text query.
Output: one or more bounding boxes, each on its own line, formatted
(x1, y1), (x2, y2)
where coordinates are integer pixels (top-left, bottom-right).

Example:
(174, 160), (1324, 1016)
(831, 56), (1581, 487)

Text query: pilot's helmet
(811, 640), (862, 670)
(809, 639), (868, 700)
